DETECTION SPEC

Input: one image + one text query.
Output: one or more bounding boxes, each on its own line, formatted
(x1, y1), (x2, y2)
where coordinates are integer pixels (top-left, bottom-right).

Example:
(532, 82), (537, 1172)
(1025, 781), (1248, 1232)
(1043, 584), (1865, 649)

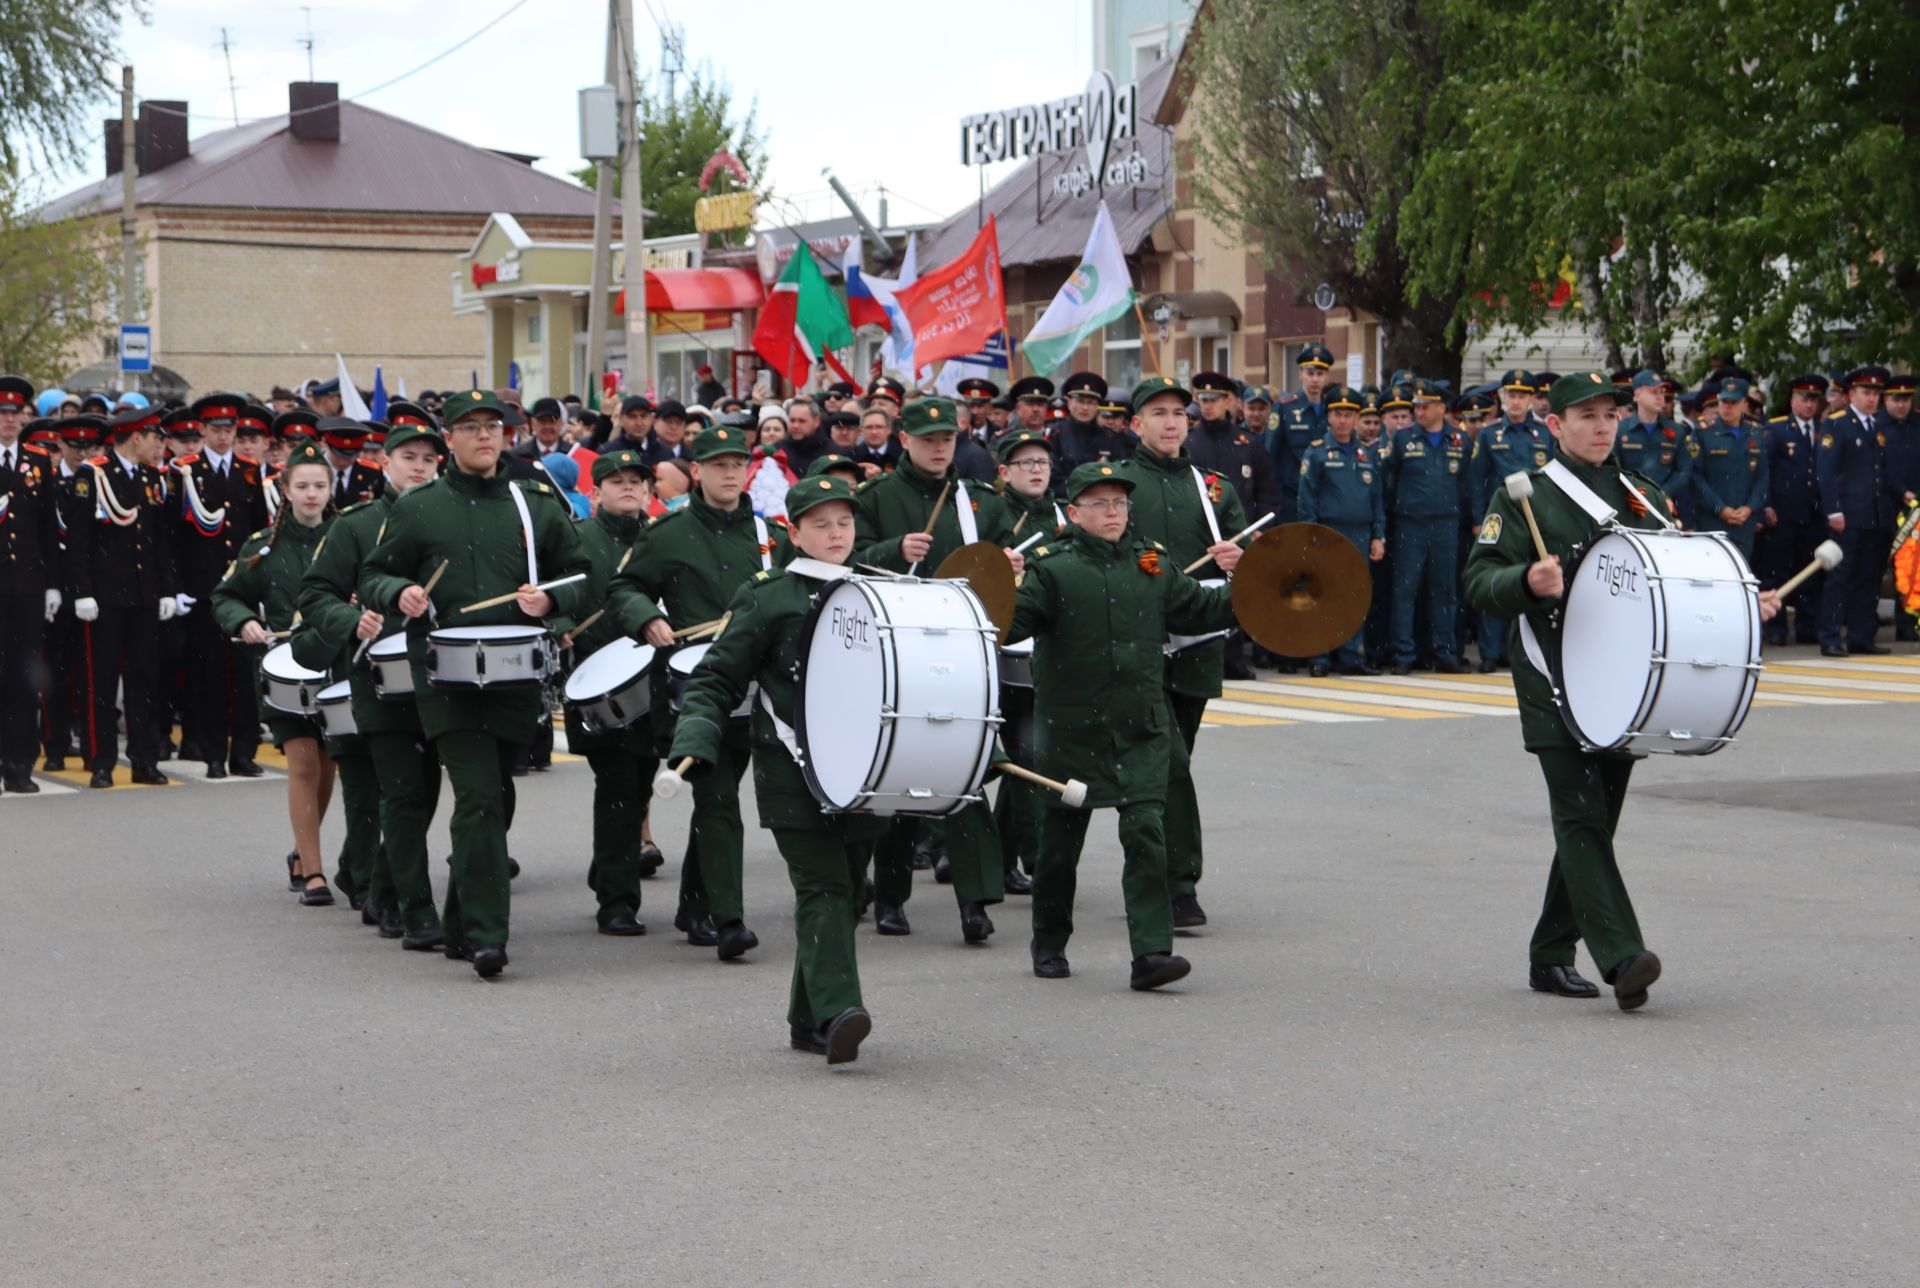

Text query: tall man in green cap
(360, 388), (589, 978)
(1112, 376), (1247, 928)
(1010, 461), (1237, 990)
(852, 396), (1020, 938)
(298, 410), (448, 945)
(608, 422), (772, 959)
(1464, 371), (1782, 1010)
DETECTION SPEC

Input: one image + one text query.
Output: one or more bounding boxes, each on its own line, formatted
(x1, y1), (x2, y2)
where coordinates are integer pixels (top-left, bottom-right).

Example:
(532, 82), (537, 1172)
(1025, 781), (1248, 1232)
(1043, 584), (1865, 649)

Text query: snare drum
(795, 576), (999, 815)
(1547, 528), (1760, 755)
(260, 643), (327, 714)
(1164, 578), (1230, 655)
(367, 634), (414, 699)
(564, 638), (658, 733)
(425, 625), (555, 690)
(314, 680), (358, 737)
(998, 637), (1034, 688)
(667, 643), (754, 719)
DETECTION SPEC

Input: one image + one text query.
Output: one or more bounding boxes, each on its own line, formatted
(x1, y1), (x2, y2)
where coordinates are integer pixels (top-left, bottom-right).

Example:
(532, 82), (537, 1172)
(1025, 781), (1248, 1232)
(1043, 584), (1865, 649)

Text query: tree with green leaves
(574, 65), (769, 243)
(0, 0), (140, 174)
(0, 182), (121, 378)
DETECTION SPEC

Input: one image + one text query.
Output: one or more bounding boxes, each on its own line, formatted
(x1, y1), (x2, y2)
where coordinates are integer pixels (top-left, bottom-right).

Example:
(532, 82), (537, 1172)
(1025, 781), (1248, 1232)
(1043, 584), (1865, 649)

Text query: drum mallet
(355, 561), (442, 664)
(653, 756), (698, 799)
(1775, 540), (1844, 598)
(1503, 473), (1552, 562)
(1000, 762), (1089, 809)
(905, 481), (954, 576)
(1183, 512), (1277, 575)
(457, 572), (587, 615)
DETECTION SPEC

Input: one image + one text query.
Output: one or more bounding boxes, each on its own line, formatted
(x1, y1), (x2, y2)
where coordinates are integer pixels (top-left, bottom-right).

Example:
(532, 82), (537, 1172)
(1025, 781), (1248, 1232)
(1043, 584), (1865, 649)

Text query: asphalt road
(3, 683), (1913, 1285)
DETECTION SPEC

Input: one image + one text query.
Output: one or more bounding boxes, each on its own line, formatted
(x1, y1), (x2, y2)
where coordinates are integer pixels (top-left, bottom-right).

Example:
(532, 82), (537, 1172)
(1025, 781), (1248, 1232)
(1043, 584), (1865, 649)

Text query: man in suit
(1815, 365), (1894, 655)
(1757, 374), (1829, 644)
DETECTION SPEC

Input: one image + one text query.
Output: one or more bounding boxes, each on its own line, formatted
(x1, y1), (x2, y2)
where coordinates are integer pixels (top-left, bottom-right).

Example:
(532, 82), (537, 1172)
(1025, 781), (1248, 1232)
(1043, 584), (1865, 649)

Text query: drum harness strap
(954, 480), (979, 545)
(1518, 461), (1675, 675)
(1191, 467), (1224, 545)
(753, 515), (773, 571)
(507, 481), (539, 586)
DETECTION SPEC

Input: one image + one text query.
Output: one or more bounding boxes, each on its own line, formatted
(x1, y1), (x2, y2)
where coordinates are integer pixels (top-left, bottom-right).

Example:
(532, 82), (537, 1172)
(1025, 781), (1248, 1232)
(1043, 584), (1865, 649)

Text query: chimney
(137, 100), (189, 174)
(289, 82), (341, 142)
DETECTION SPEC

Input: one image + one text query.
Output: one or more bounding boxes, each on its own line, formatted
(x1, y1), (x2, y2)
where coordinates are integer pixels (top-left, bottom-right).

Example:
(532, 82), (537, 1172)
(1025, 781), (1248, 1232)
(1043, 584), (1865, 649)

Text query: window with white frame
(1104, 309), (1142, 391)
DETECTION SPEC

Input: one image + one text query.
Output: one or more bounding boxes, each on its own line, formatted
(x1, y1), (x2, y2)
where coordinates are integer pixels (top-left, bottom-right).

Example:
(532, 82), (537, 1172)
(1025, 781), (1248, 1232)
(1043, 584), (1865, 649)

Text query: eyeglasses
(1074, 498), (1130, 513)
(449, 419), (504, 434)
(1007, 459), (1051, 471)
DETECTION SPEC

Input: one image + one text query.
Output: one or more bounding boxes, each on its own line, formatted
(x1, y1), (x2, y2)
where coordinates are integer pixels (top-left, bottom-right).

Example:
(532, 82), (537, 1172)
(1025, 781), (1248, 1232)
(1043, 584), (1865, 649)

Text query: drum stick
(1776, 539), (1844, 598)
(1182, 512), (1276, 574)
(1503, 473), (1552, 562)
(457, 572), (587, 615)
(1011, 529), (1048, 555)
(570, 607), (606, 637)
(905, 481), (954, 576)
(670, 617), (723, 640)
(653, 755), (698, 799)
(1000, 762), (1089, 809)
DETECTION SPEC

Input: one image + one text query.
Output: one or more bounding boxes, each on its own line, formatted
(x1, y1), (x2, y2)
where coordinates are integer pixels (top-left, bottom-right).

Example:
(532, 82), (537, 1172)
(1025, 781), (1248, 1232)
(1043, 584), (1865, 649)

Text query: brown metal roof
(37, 102), (598, 222)
(917, 57), (1176, 270)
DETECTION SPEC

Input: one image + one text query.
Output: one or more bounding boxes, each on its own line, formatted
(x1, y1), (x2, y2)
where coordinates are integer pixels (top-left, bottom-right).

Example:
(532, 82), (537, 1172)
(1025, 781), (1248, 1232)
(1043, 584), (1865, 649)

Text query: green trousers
(1163, 691), (1207, 897)
(365, 729), (441, 934)
(874, 805), (1003, 908)
(1032, 799), (1173, 960)
(872, 815), (936, 904)
(436, 730), (522, 950)
(677, 720), (749, 926)
(773, 827), (868, 1030)
(584, 732), (657, 926)
(1531, 748), (1645, 978)
(991, 687), (1045, 876)
(328, 736), (389, 910)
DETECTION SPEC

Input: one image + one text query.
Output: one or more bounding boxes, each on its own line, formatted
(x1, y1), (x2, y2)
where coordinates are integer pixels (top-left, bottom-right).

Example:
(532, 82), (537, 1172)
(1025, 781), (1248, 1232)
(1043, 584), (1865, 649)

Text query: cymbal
(1230, 523), (1372, 658)
(935, 541), (1016, 644)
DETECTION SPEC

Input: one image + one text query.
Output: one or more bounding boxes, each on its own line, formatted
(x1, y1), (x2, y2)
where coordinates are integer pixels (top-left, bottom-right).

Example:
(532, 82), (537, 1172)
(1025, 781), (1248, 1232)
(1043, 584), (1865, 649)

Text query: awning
(615, 267), (764, 315)
(1144, 290), (1241, 326)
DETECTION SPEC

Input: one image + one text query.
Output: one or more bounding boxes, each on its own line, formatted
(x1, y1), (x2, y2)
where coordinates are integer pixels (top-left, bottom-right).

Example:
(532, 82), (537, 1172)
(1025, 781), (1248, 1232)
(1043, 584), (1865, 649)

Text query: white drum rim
(368, 634), (409, 659)
(261, 641), (327, 682)
(565, 638), (655, 702)
(428, 624), (549, 643)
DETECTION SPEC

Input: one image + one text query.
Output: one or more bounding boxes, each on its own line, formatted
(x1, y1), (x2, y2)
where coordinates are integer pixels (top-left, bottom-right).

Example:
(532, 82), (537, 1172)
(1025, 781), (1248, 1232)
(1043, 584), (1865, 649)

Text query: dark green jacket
(1461, 450), (1673, 753)
(567, 508), (646, 659)
(1113, 443), (1247, 699)
(852, 457), (1017, 572)
(1002, 486), (1066, 542)
(607, 492), (771, 637)
(358, 467), (588, 740)
(297, 489), (424, 734)
(1007, 526), (1233, 807)
(212, 515), (337, 677)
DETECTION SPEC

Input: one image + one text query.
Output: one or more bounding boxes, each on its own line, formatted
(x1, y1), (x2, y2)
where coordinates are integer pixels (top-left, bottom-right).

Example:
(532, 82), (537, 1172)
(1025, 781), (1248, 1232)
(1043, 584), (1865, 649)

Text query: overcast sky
(29, 0), (1089, 229)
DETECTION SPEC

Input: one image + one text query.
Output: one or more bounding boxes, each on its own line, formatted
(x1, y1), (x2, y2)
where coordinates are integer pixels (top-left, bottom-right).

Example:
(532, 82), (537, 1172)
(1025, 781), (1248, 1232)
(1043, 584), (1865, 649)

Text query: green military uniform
(667, 476), (879, 1061)
(296, 423), (446, 944)
(359, 391), (589, 966)
(606, 426), (772, 950)
(1461, 372), (1671, 1007)
(1008, 462), (1235, 983)
(850, 398), (1016, 928)
(1111, 386), (1246, 914)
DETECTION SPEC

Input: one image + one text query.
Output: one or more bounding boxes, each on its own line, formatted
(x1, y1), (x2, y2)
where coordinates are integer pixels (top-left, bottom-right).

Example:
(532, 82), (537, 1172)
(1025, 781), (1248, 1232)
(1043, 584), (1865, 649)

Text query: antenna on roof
(216, 27), (240, 124)
(296, 6), (317, 81)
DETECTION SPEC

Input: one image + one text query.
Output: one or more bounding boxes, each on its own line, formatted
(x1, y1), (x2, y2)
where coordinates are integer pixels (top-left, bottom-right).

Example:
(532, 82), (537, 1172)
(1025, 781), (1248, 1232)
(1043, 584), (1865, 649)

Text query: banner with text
(891, 218), (1006, 372)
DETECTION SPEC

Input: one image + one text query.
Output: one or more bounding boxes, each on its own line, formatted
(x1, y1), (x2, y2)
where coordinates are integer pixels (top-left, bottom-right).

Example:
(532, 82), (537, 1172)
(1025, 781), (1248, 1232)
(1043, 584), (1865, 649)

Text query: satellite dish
(1312, 283), (1338, 312)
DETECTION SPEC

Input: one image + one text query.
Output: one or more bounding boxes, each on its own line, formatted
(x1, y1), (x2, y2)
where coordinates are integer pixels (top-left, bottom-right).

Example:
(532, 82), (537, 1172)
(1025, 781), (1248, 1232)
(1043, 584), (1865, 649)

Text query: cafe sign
(958, 70), (1138, 187)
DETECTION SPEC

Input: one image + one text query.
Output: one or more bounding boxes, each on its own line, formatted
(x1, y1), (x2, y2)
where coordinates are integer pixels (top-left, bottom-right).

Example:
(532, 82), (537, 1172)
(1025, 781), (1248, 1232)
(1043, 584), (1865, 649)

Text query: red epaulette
(234, 453), (260, 466)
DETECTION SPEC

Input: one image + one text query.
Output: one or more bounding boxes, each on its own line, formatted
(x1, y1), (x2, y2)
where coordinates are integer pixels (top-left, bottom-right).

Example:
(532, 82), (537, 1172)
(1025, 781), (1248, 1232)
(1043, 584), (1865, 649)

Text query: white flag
(334, 353), (372, 419)
(1023, 202), (1135, 376)
(864, 234), (921, 378)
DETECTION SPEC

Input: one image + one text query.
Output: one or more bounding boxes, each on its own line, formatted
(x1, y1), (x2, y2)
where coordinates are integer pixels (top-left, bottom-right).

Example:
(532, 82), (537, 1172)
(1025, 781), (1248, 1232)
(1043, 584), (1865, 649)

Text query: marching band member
(360, 390), (588, 978)
(211, 440), (339, 904)
(1008, 461), (1236, 991)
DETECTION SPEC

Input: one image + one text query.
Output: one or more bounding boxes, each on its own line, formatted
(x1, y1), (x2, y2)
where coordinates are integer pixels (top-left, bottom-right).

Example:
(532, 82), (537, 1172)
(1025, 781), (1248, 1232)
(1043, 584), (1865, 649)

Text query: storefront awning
(615, 267), (764, 315)
(1144, 290), (1241, 325)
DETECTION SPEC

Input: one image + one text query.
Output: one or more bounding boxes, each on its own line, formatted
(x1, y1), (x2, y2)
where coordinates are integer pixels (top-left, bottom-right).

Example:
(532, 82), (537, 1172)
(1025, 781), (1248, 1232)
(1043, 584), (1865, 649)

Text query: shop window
(527, 313), (541, 343)
(1104, 309), (1142, 392)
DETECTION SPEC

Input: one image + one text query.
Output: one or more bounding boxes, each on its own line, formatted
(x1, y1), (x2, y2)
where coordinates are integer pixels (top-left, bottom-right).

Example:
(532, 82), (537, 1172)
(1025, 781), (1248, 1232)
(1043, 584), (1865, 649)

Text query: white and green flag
(1022, 201), (1135, 375)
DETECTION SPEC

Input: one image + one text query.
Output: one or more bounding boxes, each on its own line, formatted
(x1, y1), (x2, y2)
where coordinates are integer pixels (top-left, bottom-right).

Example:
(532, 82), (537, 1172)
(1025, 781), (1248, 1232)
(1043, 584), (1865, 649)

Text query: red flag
(891, 218), (1006, 371)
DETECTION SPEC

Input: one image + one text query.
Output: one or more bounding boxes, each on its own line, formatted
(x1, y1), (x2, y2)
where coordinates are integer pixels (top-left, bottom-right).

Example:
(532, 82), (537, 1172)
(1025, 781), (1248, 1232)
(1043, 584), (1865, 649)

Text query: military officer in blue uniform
(1267, 342), (1334, 521)
(1355, 388), (1393, 666)
(1296, 385), (1385, 676)
(1816, 365), (1895, 655)
(1384, 378), (1470, 673)
(1467, 378), (1552, 671)
(1756, 374), (1829, 644)
(1612, 370), (1693, 502)
(1689, 377), (1769, 559)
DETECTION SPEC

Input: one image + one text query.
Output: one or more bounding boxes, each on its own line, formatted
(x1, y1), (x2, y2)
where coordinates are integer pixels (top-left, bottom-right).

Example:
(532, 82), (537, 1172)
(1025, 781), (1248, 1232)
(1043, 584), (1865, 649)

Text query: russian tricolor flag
(842, 240), (892, 332)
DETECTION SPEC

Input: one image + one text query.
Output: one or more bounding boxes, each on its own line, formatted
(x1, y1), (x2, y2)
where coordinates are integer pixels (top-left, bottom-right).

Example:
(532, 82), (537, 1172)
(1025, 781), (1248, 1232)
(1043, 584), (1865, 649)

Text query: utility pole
(121, 65), (139, 329)
(583, 4), (616, 405)
(616, 0), (649, 397)
(217, 28), (240, 124)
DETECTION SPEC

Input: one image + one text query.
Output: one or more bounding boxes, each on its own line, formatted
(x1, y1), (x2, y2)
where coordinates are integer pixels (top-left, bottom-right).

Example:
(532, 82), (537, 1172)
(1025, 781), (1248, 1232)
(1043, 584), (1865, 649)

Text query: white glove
(158, 597), (177, 622)
(44, 588), (61, 622)
(75, 597), (99, 622)
(174, 593), (196, 617)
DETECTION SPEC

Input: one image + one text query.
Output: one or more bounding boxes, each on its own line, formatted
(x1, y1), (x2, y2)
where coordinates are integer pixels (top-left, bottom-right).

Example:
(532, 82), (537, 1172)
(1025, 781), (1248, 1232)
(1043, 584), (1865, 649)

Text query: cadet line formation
(11, 355), (1907, 1064)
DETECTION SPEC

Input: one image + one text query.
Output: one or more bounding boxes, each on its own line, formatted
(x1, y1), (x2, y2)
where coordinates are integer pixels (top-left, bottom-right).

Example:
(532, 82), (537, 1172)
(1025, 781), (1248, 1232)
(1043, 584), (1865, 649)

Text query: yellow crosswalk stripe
(1236, 677), (1517, 711)
(1200, 711), (1299, 727)
(1221, 688), (1461, 719)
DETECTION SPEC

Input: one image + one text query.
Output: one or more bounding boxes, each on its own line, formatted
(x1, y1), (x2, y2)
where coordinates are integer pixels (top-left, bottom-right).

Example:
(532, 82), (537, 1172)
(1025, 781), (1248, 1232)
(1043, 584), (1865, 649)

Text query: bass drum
(1548, 528), (1760, 755)
(795, 576), (999, 815)
(563, 638), (658, 734)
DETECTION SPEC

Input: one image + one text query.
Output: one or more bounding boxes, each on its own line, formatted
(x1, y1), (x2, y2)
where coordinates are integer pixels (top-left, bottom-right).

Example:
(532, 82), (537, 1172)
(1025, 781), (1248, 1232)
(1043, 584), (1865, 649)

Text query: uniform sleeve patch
(1478, 513), (1503, 545)
(1820, 433), (1835, 449)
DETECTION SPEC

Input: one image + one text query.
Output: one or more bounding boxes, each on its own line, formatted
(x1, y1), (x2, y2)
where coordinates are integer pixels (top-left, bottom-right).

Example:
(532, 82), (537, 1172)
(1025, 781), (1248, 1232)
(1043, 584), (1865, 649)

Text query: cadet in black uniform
(0, 376), (61, 792)
(1051, 371), (1136, 486)
(40, 414), (106, 772)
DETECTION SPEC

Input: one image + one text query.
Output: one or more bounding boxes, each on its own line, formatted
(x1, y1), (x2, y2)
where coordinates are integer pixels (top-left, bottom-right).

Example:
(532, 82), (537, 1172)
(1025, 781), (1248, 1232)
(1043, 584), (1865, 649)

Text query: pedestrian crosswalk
(1201, 651), (1920, 728)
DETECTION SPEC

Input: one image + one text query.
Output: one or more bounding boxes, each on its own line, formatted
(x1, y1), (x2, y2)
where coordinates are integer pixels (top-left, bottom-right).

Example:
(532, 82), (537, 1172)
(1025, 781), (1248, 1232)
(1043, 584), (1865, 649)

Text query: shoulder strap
(507, 481), (539, 585)
(954, 479), (979, 545)
(1540, 459), (1617, 526)
(752, 514), (772, 571)
(1190, 467), (1223, 543)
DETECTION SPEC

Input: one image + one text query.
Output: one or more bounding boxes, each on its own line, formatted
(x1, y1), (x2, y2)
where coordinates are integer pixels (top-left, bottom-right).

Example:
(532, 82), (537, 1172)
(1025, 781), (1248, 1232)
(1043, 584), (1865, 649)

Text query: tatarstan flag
(753, 245), (857, 388)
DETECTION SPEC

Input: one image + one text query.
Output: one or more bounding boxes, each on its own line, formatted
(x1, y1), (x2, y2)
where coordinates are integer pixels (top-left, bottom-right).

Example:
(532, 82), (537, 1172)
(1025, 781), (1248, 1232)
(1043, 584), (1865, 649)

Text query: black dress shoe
(43, 755), (65, 772)
(1609, 950), (1662, 1011)
(129, 763), (168, 785)
(89, 768), (115, 789)
(299, 878), (335, 907)
(204, 761), (228, 780)
(716, 920), (759, 959)
(874, 902), (911, 936)
(1433, 657), (1468, 674)
(471, 945), (508, 978)
(824, 1006), (872, 1065)
(1477, 657), (1498, 674)
(1308, 662), (1331, 678)
(2, 773), (38, 794)
(356, 898), (373, 920)
(1171, 893), (1208, 928)
(1129, 952), (1192, 991)
(1820, 644), (1849, 657)
(910, 841), (936, 871)
(1223, 663), (1256, 681)
(1003, 868), (1033, 896)
(227, 758), (263, 778)
(673, 910), (718, 946)
(443, 939), (473, 962)
(1851, 642), (1891, 655)
(1338, 661), (1381, 676)
(507, 856), (522, 879)
(637, 841), (665, 878)
(378, 905), (405, 939)
(932, 854), (953, 884)
(1275, 659), (1299, 674)
(402, 920), (446, 951)
(172, 739), (196, 762)
(960, 901), (994, 943)
(1030, 942), (1070, 979)
(789, 1023), (828, 1055)
(1392, 661), (1413, 676)
(1528, 963), (1600, 998)
(600, 911), (647, 937)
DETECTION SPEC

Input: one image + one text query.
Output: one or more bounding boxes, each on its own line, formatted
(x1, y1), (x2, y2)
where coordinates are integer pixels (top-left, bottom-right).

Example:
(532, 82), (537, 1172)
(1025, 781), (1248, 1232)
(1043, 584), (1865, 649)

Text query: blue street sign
(119, 324), (152, 374)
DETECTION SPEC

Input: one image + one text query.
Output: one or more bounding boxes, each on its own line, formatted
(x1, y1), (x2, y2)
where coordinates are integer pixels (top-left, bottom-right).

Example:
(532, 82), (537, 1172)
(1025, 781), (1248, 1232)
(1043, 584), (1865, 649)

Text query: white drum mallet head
(1776, 540), (1845, 598)
(1503, 471), (1551, 561)
(653, 756), (695, 800)
(1059, 778), (1088, 809)
(1503, 471), (1533, 502)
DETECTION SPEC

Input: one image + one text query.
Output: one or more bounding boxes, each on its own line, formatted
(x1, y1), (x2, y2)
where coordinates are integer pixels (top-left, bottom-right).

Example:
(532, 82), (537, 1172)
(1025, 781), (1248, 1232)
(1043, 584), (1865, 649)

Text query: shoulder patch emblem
(1687, 439), (1701, 457)
(1820, 433), (1835, 449)
(1478, 513), (1504, 545)
(753, 570), (770, 582)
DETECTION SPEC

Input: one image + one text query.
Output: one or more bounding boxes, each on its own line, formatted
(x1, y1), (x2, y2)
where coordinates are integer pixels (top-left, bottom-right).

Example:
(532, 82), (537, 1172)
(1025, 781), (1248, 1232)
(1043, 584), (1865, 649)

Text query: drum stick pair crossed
(1502, 473), (1841, 594)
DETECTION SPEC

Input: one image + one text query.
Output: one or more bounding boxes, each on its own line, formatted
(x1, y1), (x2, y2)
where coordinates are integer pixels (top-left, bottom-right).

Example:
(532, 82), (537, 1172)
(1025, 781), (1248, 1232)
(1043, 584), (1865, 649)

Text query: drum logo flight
(1592, 550), (1644, 602)
(831, 604), (875, 652)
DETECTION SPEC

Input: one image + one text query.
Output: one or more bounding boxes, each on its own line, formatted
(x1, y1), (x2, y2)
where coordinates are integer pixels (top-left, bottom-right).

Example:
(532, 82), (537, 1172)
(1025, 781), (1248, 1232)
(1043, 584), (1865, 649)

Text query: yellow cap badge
(716, 430), (729, 440)
(929, 406), (941, 420)
(1100, 466), (1113, 475)
(819, 479), (831, 489)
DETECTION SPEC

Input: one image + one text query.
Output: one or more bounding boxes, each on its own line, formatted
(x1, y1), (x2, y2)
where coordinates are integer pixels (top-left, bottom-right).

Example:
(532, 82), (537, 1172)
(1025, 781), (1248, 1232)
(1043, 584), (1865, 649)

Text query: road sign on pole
(119, 324), (153, 374)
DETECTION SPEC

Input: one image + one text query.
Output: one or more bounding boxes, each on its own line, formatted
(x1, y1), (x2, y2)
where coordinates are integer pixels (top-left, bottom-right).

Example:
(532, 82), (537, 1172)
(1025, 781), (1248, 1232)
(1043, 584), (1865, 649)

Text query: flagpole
(1134, 299), (1162, 376)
